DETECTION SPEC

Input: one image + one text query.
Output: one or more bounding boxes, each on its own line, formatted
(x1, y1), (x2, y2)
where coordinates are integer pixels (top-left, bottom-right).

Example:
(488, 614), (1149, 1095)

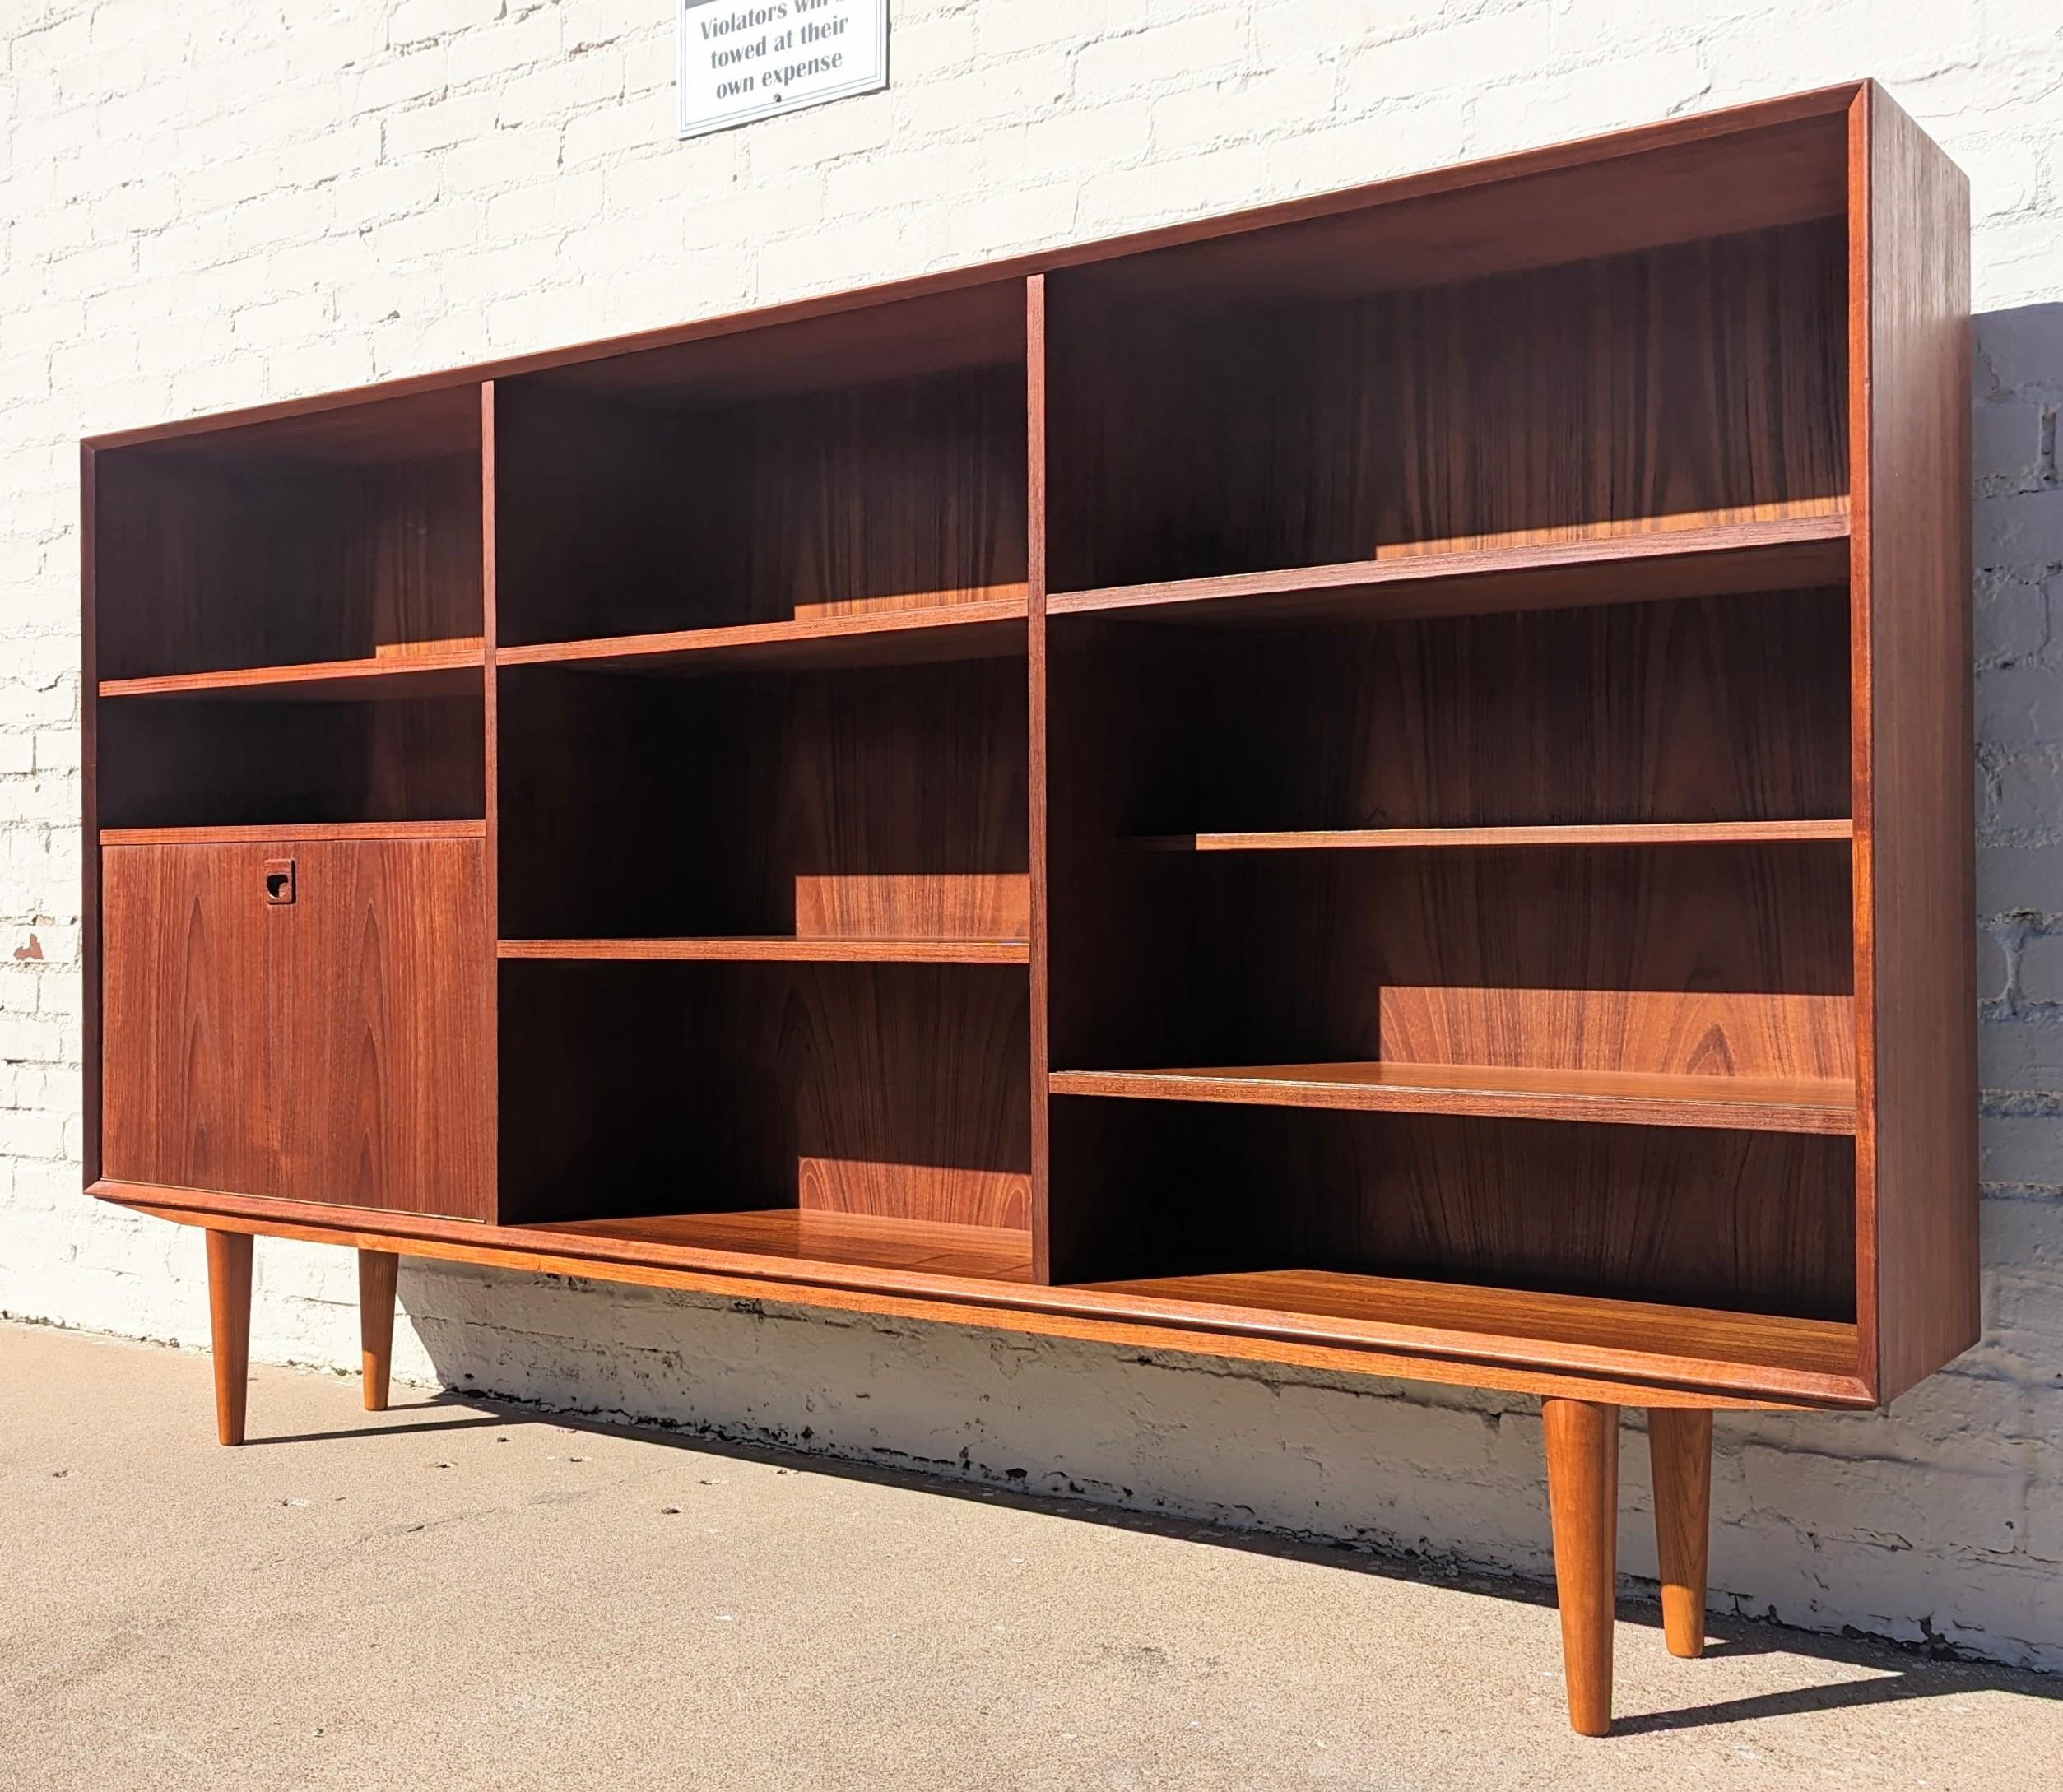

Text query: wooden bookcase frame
(81, 84), (1973, 1735)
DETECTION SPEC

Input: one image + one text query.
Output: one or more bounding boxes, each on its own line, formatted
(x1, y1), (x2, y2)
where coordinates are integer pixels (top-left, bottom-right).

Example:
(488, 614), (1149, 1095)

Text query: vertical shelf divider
(1026, 273), (1055, 1285)
(481, 379), (503, 1221)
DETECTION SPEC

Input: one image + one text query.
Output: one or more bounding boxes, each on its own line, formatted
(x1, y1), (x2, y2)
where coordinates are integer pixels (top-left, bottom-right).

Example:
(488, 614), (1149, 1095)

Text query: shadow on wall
(374, 301), (2063, 1681)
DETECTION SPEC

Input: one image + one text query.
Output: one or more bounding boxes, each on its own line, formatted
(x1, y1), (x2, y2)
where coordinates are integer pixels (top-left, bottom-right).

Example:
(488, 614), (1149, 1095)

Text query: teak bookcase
(82, 83), (1973, 1735)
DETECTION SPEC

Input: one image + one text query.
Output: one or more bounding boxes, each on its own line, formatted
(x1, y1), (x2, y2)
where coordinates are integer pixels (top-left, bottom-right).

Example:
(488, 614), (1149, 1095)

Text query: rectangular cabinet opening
(1047, 1100), (1859, 1366)
(1048, 216), (1848, 592)
(499, 959), (1032, 1279)
(94, 387), (484, 682)
(1048, 594), (1856, 1096)
(97, 689), (486, 831)
(498, 656), (1028, 953)
(494, 284), (1029, 648)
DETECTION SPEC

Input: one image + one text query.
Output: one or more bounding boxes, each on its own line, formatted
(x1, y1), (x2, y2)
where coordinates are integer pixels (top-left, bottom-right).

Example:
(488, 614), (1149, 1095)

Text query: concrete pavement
(2, 1320), (2056, 1790)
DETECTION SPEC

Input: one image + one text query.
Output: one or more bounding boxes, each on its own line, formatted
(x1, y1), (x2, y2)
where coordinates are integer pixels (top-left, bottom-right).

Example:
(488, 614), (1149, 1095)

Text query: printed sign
(679, 0), (889, 139)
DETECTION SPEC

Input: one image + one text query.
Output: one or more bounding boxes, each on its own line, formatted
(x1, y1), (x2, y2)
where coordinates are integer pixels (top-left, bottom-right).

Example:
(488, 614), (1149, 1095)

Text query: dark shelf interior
(499, 959), (1032, 1241)
(497, 656), (1028, 945)
(1048, 218), (1848, 593)
(97, 690), (486, 830)
(1048, 1100), (1858, 1324)
(493, 284), (1029, 648)
(94, 386), (484, 682)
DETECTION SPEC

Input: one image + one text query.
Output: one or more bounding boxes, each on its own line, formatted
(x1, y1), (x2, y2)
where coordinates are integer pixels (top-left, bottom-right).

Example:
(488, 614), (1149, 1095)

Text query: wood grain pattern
(1050, 222), (1847, 591)
(357, 1249), (398, 1412)
(1852, 83), (1980, 1403)
(1048, 1102), (1857, 1324)
(100, 648), (484, 703)
(99, 1180), (1866, 1407)
(1064, 589), (1852, 833)
(101, 837), (493, 1219)
(499, 937), (1029, 964)
(96, 434), (482, 680)
(205, 1228), (253, 1446)
(493, 597), (1026, 675)
(97, 692), (486, 831)
(1048, 514), (1850, 622)
(498, 658), (1027, 944)
(82, 91), (1977, 1460)
(1027, 272), (1056, 1285)
(1544, 1398), (1620, 1736)
(1648, 1406), (1713, 1658)
(498, 961), (1030, 1231)
(535, 1209), (1034, 1283)
(495, 362), (1026, 646)
(1135, 822), (1852, 852)
(1048, 1062), (1856, 1134)
(1046, 597), (1855, 1099)
(84, 90), (1860, 458)
(101, 822), (486, 846)
(1075, 1270), (1854, 1380)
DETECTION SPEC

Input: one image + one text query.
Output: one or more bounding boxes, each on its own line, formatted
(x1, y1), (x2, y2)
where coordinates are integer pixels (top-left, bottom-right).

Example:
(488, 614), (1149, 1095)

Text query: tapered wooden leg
(1543, 1397), (1619, 1737)
(359, 1245), (397, 1410)
(358, 1250), (399, 1412)
(204, 1229), (253, 1446)
(1649, 1408), (1713, 1659)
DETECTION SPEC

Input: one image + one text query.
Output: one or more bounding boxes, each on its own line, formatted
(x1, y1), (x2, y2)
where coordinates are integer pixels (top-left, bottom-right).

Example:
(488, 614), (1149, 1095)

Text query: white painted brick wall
(4, 0), (2061, 1671)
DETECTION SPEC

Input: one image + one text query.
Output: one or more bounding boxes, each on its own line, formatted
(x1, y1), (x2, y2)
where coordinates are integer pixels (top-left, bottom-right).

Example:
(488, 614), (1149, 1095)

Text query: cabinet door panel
(102, 837), (492, 1219)
(102, 842), (289, 1198)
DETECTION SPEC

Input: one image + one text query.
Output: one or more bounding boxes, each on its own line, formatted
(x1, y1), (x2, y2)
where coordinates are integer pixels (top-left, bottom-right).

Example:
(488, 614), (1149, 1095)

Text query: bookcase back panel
(1090, 590), (1851, 831)
(495, 363), (1026, 645)
(499, 961), (1029, 1229)
(498, 659), (1028, 942)
(1051, 847), (1852, 1080)
(1046, 601), (1854, 1079)
(97, 448), (482, 680)
(1049, 220), (1847, 589)
(98, 694), (486, 830)
(1048, 1100), (1856, 1323)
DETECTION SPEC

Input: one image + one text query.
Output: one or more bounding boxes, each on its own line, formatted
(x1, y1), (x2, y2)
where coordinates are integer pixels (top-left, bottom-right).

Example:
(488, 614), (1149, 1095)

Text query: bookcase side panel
(1856, 86), (1979, 1401)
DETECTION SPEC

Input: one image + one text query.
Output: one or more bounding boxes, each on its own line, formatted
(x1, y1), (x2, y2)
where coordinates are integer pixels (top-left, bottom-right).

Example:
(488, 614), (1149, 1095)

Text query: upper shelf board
(494, 595), (1028, 676)
(1048, 514), (1851, 628)
(99, 648), (486, 703)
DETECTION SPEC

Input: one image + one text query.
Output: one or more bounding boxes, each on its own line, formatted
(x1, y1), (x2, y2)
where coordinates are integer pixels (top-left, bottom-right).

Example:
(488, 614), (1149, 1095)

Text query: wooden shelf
(499, 936), (1029, 965)
(100, 647), (486, 702)
(103, 820), (487, 846)
(1048, 515), (1850, 627)
(524, 1208), (1034, 1284)
(1050, 1061), (1857, 1134)
(1132, 819), (1855, 852)
(1071, 1269), (1858, 1381)
(495, 594), (1028, 675)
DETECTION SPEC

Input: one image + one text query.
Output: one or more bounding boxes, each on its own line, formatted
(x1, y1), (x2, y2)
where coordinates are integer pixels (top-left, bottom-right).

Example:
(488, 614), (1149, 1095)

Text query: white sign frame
(678, 0), (889, 140)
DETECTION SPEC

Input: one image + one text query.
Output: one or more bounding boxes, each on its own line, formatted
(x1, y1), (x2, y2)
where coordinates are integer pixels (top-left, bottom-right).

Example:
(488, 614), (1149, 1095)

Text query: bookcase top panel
(84, 83), (1866, 457)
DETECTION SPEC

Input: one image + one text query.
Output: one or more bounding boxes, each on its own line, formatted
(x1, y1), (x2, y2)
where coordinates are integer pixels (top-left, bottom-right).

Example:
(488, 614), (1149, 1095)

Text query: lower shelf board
(1050, 1061), (1857, 1134)
(499, 937), (1030, 965)
(522, 1208), (1036, 1283)
(1072, 1270), (1858, 1381)
(91, 1179), (1870, 1404)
